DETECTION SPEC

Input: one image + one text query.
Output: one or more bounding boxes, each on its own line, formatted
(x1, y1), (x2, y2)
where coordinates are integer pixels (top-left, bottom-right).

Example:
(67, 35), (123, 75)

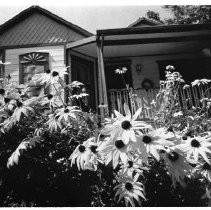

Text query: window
(19, 52), (49, 96)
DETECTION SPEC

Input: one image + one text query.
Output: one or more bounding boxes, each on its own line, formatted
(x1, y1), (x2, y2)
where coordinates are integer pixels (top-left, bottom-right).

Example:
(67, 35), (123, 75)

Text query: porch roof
(66, 23), (211, 58)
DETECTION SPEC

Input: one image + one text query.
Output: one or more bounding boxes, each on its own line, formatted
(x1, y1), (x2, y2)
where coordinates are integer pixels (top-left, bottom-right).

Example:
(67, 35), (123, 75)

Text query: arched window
(19, 52), (49, 96)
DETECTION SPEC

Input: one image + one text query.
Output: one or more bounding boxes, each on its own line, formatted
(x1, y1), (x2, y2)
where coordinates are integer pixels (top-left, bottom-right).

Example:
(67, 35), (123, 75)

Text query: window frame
(19, 52), (49, 85)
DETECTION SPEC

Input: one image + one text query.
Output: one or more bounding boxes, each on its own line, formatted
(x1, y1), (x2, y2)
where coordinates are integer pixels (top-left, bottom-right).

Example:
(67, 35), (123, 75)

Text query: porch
(66, 24), (211, 119)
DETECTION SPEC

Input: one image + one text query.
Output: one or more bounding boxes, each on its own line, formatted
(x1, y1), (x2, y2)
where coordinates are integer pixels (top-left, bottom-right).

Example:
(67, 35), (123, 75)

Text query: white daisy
(114, 172), (146, 207)
(69, 138), (96, 171)
(46, 113), (62, 132)
(101, 104), (152, 144)
(135, 128), (175, 161)
(115, 67), (127, 74)
(119, 155), (148, 177)
(176, 134), (211, 163)
(12, 100), (34, 122)
(56, 106), (80, 123)
(161, 148), (193, 187)
(98, 137), (129, 169)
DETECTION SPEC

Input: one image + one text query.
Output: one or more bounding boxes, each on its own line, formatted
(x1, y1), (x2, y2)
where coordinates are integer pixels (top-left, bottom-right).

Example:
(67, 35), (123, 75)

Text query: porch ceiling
(66, 25), (211, 58)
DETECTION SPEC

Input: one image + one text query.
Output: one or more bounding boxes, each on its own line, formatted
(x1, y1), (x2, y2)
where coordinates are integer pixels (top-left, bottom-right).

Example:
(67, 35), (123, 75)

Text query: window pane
(23, 64), (44, 83)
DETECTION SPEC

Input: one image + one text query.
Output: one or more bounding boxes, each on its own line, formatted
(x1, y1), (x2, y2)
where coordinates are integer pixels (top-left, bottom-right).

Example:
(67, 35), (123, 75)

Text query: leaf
(7, 136), (43, 168)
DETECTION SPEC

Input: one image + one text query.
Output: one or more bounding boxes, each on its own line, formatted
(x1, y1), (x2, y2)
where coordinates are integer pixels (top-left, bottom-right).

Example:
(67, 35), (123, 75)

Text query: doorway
(71, 55), (96, 110)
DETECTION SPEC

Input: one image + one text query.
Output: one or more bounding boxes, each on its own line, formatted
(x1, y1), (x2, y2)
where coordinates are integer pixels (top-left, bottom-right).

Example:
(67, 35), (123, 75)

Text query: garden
(0, 64), (211, 207)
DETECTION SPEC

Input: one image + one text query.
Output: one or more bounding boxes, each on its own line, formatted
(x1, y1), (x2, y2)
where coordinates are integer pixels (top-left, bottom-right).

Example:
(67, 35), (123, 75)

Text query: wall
(130, 52), (203, 89)
(4, 45), (65, 104)
(5, 45), (65, 84)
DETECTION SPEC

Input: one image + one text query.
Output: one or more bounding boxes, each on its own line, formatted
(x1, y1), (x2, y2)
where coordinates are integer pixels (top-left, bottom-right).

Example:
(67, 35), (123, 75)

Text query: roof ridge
(0, 5), (93, 37)
(128, 16), (163, 28)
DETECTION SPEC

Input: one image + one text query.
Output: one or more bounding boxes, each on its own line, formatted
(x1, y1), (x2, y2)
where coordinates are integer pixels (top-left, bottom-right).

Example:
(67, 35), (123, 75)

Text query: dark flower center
(4, 97), (10, 104)
(142, 135), (152, 144)
(115, 140), (125, 149)
(64, 109), (69, 113)
(0, 88), (5, 95)
(46, 69), (51, 74)
(182, 135), (187, 140)
(125, 182), (133, 191)
(168, 152), (179, 162)
(16, 101), (23, 108)
(128, 160), (133, 168)
(202, 162), (211, 171)
(55, 115), (60, 120)
(191, 139), (201, 148)
(52, 71), (59, 77)
(159, 149), (166, 154)
(47, 94), (53, 100)
(121, 120), (131, 130)
(167, 126), (173, 132)
(78, 145), (86, 153)
(90, 145), (98, 154)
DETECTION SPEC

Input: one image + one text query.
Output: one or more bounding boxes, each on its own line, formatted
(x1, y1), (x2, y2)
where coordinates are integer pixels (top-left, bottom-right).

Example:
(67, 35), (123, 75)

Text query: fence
(108, 84), (211, 119)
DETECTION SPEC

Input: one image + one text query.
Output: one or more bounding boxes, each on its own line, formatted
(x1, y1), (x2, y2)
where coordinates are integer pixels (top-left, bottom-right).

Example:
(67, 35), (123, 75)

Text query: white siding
(5, 45), (65, 104)
(5, 45), (65, 84)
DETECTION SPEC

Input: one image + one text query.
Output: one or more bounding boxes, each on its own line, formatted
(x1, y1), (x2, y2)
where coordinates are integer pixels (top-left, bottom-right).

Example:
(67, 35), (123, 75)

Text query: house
(66, 23), (211, 118)
(0, 5), (92, 97)
(1, 6), (211, 119)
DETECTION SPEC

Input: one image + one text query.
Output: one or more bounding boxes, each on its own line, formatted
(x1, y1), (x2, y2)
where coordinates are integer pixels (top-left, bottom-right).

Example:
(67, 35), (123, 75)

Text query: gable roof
(0, 5), (92, 48)
(128, 17), (163, 28)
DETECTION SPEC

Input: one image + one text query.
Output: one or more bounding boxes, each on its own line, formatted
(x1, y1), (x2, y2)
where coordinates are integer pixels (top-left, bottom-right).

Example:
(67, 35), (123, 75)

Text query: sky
(0, 4), (172, 34)
(0, 0), (210, 33)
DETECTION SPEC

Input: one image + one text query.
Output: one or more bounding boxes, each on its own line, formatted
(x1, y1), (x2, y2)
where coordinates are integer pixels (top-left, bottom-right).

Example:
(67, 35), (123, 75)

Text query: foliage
(0, 63), (211, 207)
(146, 10), (162, 22)
(164, 5), (211, 24)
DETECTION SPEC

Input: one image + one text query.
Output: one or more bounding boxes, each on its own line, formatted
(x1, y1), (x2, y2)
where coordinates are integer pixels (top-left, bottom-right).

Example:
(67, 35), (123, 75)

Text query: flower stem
(53, 84), (65, 107)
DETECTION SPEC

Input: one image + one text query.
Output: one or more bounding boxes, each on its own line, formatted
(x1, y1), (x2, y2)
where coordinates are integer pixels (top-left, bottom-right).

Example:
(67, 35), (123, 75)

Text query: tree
(164, 5), (211, 24)
(146, 10), (161, 22)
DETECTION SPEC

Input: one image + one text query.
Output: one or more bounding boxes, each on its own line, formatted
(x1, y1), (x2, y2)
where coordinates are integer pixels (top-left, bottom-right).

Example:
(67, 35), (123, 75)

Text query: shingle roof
(128, 17), (163, 28)
(0, 5), (93, 48)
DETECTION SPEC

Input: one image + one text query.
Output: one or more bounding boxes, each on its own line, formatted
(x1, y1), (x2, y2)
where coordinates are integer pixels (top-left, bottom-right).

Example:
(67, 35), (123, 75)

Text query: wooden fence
(108, 84), (211, 119)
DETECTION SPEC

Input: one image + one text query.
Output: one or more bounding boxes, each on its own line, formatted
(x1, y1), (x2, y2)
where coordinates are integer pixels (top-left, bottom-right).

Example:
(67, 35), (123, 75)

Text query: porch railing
(108, 84), (211, 119)
(108, 88), (159, 119)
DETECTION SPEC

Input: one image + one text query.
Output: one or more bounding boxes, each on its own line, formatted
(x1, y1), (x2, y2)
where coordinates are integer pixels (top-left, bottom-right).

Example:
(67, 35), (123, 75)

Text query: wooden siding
(5, 45), (65, 103)
(0, 12), (86, 48)
(5, 45), (65, 83)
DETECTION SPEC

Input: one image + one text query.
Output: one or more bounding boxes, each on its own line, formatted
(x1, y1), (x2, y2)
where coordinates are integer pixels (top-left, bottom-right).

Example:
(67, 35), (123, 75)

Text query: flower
(135, 128), (175, 161)
(41, 94), (57, 107)
(69, 137), (97, 171)
(191, 79), (211, 86)
(46, 113), (62, 132)
(173, 111), (183, 117)
(56, 106), (80, 123)
(114, 173), (145, 206)
(119, 155), (148, 177)
(166, 65), (175, 71)
(176, 134), (211, 163)
(101, 104), (152, 144)
(115, 67), (127, 74)
(12, 100), (34, 122)
(194, 161), (211, 182)
(30, 65), (68, 86)
(98, 137), (128, 169)
(0, 60), (11, 65)
(161, 148), (193, 187)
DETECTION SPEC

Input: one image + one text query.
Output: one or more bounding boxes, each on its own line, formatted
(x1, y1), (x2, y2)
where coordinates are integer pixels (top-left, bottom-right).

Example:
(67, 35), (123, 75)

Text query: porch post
(96, 35), (108, 122)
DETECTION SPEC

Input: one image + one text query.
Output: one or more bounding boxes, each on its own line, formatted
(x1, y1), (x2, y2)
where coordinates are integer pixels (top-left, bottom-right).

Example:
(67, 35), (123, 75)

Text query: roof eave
(97, 23), (211, 36)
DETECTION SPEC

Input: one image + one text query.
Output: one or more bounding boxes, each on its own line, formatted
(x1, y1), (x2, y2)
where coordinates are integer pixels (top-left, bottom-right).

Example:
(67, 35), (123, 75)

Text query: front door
(71, 56), (96, 111)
